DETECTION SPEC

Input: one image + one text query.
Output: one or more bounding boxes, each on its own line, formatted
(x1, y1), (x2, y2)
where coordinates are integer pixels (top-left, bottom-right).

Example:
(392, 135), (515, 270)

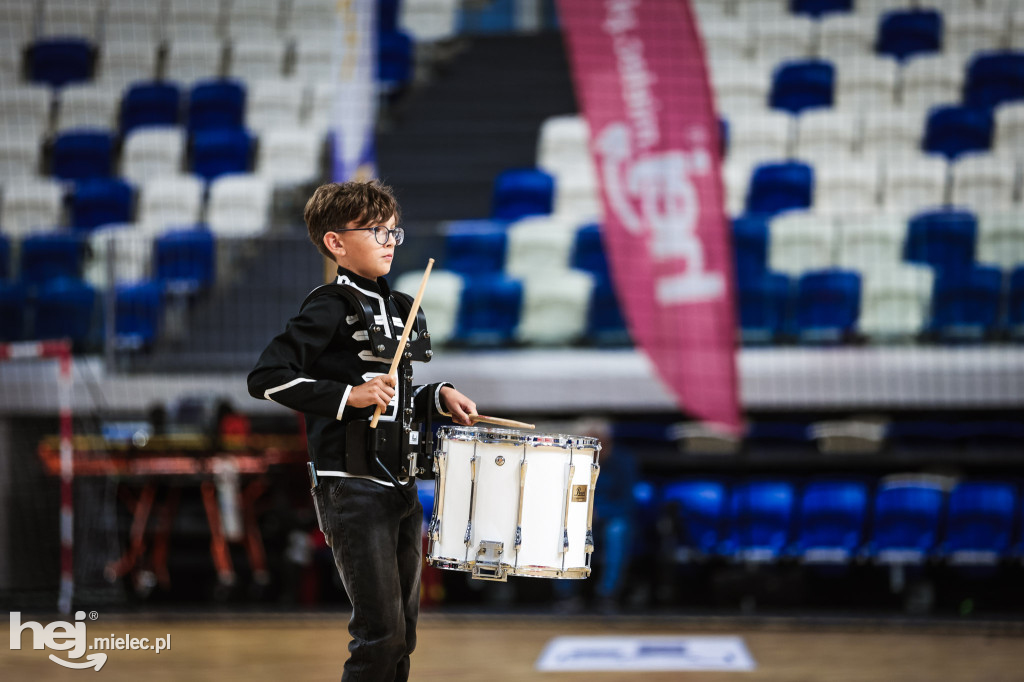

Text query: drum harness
(303, 282), (438, 532)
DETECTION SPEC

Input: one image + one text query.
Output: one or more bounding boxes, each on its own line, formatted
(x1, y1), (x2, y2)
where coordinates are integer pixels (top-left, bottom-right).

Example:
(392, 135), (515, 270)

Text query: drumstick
(370, 259), (434, 428)
(467, 414), (536, 430)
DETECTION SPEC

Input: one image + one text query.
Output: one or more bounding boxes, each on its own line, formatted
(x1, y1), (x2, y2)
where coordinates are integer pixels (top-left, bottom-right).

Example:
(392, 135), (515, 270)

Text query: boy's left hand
(440, 386), (477, 426)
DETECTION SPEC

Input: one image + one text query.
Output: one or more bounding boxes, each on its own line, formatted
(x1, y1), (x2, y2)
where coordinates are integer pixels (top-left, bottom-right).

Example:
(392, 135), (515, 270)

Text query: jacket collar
(337, 265), (391, 298)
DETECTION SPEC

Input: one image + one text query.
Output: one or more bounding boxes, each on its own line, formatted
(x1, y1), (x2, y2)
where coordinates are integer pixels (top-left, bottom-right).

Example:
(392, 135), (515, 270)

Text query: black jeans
(323, 476), (423, 682)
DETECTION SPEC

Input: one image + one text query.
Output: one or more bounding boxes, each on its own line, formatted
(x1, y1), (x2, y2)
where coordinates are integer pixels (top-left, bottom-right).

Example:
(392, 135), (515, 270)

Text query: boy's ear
(323, 231), (345, 257)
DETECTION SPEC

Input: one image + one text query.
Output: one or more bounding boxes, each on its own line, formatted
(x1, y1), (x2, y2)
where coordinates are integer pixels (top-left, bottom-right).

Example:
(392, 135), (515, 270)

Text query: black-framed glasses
(336, 226), (405, 246)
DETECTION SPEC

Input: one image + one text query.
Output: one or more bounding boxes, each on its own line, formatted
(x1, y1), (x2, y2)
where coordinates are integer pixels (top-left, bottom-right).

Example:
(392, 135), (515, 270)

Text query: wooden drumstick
(467, 414), (536, 430)
(370, 258), (434, 428)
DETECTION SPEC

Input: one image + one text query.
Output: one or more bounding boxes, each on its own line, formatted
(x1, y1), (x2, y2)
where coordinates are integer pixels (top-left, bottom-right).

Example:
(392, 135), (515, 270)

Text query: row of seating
(0, 227), (215, 347)
(0, 172), (277, 238)
(700, 6), (1024, 65)
(1, 0), (353, 43)
(2, 32), (414, 91)
(641, 476), (1023, 567)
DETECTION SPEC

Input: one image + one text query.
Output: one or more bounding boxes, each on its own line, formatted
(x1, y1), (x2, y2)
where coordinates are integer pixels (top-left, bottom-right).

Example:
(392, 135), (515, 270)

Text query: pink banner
(558, 0), (740, 431)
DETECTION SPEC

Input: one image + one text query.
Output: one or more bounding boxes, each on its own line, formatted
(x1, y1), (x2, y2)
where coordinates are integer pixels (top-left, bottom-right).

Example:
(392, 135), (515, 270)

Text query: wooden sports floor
(5, 612), (1024, 681)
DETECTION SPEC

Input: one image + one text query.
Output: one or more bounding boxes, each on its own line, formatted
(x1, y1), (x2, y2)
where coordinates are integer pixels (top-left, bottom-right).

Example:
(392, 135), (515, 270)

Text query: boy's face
(328, 214), (397, 280)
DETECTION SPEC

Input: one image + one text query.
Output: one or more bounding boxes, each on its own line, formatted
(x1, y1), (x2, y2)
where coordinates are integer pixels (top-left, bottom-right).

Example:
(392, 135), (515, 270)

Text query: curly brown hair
(304, 180), (400, 259)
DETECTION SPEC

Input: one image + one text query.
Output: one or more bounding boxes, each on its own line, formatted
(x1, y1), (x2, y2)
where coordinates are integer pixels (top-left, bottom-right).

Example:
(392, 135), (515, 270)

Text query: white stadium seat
(0, 135), (41, 180)
(95, 41), (159, 88)
(121, 127), (187, 185)
(84, 224), (152, 289)
(977, 211), (1024, 270)
(207, 174), (272, 237)
(835, 214), (907, 272)
(287, 0), (337, 34)
(505, 215), (579, 278)
(516, 269), (595, 346)
(835, 55), (899, 110)
(536, 115), (592, 177)
(105, 0), (164, 42)
(394, 268), (464, 345)
(228, 38), (288, 80)
(753, 16), (816, 63)
(814, 160), (881, 215)
(712, 63), (772, 116)
(861, 109), (925, 159)
(728, 111), (793, 160)
(950, 153), (1019, 210)
(246, 80), (307, 133)
(292, 41), (333, 82)
(0, 177), (64, 236)
(41, 0), (101, 39)
(165, 0), (226, 42)
(994, 102), (1024, 155)
(858, 263), (934, 340)
(900, 53), (967, 111)
(735, 0), (790, 21)
(55, 84), (119, 133)
(700, 20), (753, 64)
(880, 155), (949, 212)
(768, 210), (836, 276)
(0, 86), (52, 140)
(163, 39), (227, 83)
(304, 82), (336, 133)
(944, 10), (1007, 54)
(256, 128), (324, 186)
(552, 171), (602, 225)
(796, 109), (861, 159)
(399, 0), (460, 42)
(138, 174), (205, 236)
(225, 0), (282, 39)
(818, 15), (876, 59)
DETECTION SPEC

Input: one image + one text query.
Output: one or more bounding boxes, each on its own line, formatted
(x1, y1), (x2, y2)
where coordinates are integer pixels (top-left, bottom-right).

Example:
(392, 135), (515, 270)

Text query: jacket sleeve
(412, 381), (455, 420)
(247, 296), (354, 420)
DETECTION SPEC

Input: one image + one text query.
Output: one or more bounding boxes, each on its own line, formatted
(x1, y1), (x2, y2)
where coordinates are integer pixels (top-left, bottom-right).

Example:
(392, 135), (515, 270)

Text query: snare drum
(426, 426), (601, 581)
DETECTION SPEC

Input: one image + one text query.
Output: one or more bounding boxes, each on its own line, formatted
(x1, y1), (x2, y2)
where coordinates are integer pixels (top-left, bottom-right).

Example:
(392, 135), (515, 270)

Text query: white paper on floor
(535, 635), (756, 672)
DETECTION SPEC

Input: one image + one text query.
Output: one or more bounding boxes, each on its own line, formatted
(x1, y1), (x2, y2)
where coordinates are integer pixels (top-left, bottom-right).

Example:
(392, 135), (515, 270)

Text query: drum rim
(437, 424), (601, 449)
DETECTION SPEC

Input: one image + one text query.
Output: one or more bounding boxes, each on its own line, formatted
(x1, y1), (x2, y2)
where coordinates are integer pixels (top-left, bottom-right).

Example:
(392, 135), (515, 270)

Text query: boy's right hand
(347, 375), (396, 410)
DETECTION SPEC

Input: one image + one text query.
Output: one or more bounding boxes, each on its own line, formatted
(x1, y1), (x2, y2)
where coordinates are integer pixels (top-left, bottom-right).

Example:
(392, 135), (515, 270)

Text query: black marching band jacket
(247, 266), (453, 484)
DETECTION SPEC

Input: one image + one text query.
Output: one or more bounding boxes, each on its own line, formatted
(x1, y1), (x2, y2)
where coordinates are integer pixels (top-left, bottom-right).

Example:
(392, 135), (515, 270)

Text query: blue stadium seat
(887, 420), (961, 450)
(571, 223), (610, 281)
(187, 79), (246, 134)
(923, 106), (993, 159)
(19, 233), (84, 286)
(791, 0), (853, 17)
(379, 30), (413, 88)
(52, 131), (115, 181)
(738, 272), (791, 343)
(964, 52), (1024, 111)
(191, 129), (252, 181)
(931, 265), (1003, 340)
(121, 82), (182, 133)
(33, 277), (97, 345)
(746, 161), (813, 216)
(876, 9), (942, 61)
(154, 228), (216, 294)
(733, 215), (769, 288)
(491, 168), (554, 220)
(796, 479), (868, 564)
(0, 233), (8, 280)
(444, 220), (508, 276)
(726, 480), (795, 562)
(631, 479), (660, 559)
(379, 0), (400, 32)
(459, 0), (517, 33)
(869, 480), (944, 564)
(28, 38), (93, 86)
(770, 60), (835, 114)
(795, 269), (861, 342)
(1009, 266), (1024, 340)
(454, 273), (522, 345)
(587, 275), (630, 346)
(115, 280), (164, 349)
(71, 178), (133, 231)
(746, 422), (814, 451)
(417, 482), (434, 527)
(904, 209), (977, 278)
(0, 282), (26, 341)
(661, 480), (727, 561)
(943, 481), (1017, 566)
